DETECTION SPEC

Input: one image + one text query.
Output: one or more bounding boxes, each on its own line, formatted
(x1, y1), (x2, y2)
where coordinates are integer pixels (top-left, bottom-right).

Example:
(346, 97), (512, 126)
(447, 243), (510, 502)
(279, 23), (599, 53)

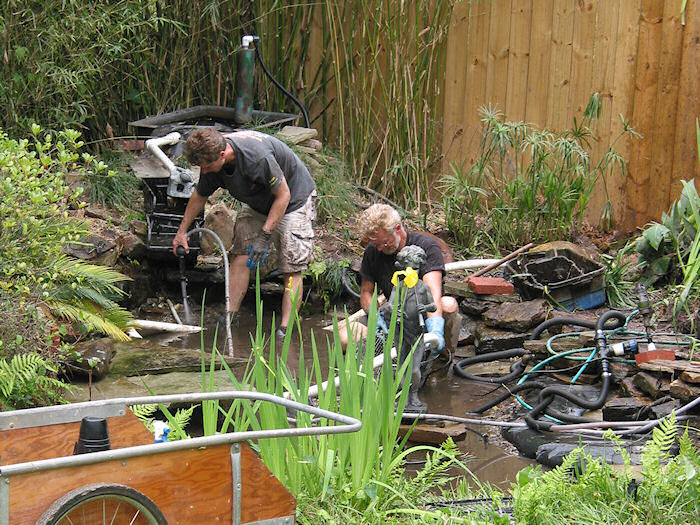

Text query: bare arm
(172, 189), (207, 254)
(421, 270), (444, 317)
(263, 177), (291, 233)
(360, 279), (377, 313)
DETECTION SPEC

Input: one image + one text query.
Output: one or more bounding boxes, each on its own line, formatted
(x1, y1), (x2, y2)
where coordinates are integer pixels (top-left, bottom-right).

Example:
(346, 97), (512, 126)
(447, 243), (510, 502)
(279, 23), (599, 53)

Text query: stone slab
(277, 126), (318, 144)
(398, 423), (467, 444)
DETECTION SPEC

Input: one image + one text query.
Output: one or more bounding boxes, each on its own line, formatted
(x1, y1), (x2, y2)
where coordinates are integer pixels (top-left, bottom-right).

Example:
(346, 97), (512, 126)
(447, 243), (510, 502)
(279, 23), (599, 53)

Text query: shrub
(0, 125), (133, 363)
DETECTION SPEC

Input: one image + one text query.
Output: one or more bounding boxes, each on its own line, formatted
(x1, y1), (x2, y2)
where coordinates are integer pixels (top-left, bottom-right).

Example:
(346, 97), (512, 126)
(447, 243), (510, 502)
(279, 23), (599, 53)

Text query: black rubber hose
(454, 348), (528, 384)
(529, 315), (624, 341)
(253, 38), (311, 128)
(524, 310), (626, 430)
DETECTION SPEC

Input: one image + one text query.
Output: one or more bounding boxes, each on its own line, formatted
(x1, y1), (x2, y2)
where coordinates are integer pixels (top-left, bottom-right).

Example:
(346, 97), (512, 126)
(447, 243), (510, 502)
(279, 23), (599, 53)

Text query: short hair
(358, 203), (402, 241)
(184, 128), (226, 166)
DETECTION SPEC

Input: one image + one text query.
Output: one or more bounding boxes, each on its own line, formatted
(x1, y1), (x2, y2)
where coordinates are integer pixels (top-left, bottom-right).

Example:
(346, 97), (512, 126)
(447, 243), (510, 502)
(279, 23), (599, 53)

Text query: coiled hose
(465, 311), (628, 431)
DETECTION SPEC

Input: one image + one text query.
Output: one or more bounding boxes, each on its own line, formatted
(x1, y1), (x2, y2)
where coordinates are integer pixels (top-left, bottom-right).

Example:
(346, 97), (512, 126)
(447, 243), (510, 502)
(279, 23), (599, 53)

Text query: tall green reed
(323, 0), (454, 210)
(440, 95), (637, 252)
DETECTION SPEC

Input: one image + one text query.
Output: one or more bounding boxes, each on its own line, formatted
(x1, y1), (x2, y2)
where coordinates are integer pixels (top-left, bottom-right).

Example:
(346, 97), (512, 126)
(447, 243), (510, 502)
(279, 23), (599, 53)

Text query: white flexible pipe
(145, 132), (181, 173)
(444, 259), (501, 272)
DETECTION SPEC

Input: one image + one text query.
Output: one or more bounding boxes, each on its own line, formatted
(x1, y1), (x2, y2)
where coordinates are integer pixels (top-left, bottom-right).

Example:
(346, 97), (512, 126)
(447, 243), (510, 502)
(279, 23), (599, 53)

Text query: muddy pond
(71, 284), (535, 490)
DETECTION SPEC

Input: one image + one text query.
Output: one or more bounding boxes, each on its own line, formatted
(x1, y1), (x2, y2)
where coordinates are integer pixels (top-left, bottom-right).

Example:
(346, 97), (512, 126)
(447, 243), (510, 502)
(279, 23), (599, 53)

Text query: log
(131, 319), (202, 336)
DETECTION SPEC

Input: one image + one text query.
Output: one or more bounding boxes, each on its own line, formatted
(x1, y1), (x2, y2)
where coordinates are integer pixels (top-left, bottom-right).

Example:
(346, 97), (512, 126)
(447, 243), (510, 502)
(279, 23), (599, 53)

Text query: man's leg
(441, 296), (461, 353)
(228, 254), (250, 313)
(281, 271), (303, 329)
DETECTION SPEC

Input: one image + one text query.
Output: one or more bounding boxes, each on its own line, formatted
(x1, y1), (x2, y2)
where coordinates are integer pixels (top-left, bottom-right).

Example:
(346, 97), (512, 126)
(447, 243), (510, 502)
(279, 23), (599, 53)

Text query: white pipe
(285, 347), (398, 400)
(131, 319), (201, 336)
(445, 259), (501, 272)
(145, 132), (181, 173)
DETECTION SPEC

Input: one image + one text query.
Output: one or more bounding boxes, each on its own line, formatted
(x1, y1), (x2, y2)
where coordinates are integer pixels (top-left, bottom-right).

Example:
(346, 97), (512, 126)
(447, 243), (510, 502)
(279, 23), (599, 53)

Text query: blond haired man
(339, 203), (458, 349)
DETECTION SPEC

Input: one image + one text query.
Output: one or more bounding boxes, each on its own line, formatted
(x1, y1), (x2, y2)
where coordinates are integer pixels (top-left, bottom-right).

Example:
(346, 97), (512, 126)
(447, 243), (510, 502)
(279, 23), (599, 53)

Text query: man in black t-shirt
(338, 203), (458, 350)
(173, 128), (316, 337)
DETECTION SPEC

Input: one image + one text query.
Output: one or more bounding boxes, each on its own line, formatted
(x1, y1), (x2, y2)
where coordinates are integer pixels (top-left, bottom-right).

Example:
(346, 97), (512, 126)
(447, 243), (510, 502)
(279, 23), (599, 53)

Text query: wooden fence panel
(671, 0), (700, 202)
(440, 0), (700, 230)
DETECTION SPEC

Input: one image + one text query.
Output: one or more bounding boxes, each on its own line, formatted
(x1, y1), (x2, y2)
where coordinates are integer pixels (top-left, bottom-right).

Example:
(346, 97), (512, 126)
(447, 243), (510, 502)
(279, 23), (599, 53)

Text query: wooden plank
(8, 440), (295, 525)
(442, 1), (472, 166)
(9, 444), (236, 524)
(505, 0), (532, 121)
(585, 0), (621, 226)
(240, 442), (296, 523)
(626, 0), (664, 226)
(670, 0), (700, 202)
(567, 0), (596, 125)
(611, 1), (642, 230)
(525, 0), (554, 126)
(548, 0), (575, 132)
(486, 0), (512, 114)
(0, 410), (152, 465)
(647, 0), (684, 221)
(463, 0), (492, 166)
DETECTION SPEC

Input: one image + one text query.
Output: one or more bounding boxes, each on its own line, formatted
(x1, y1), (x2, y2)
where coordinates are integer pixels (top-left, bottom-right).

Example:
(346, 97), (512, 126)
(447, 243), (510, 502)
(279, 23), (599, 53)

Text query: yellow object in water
(391, 267), (419, 288)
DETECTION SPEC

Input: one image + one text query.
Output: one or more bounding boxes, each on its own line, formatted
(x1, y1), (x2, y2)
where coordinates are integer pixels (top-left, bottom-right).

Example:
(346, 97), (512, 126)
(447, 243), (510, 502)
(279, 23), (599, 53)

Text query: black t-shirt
(196, 130), (315, 215)
(359, 231), (445, 297)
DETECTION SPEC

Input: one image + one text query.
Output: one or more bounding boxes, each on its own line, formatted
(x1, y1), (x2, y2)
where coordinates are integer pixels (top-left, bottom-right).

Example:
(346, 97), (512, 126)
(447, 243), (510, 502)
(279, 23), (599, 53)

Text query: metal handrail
(0, 391), (361, 478)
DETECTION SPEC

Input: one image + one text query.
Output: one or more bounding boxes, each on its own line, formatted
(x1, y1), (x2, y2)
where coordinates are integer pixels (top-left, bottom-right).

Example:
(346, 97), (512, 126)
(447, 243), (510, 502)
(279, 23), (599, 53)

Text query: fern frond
(48, 299), (132, 341)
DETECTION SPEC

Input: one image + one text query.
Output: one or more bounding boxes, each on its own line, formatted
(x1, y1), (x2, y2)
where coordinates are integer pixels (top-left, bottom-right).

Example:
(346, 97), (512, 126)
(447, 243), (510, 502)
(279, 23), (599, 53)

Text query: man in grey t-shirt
(173, 128), (316, 337)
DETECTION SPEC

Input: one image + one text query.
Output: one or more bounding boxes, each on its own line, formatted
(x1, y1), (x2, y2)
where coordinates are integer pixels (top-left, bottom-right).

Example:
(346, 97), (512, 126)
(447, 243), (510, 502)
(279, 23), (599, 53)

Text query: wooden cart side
(0, 410), (152, 465)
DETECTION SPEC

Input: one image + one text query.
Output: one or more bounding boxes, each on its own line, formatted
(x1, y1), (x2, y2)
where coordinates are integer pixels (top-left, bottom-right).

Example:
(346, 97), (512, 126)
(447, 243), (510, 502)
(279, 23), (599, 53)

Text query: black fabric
(359, 231), (445, 297)
(196, 131), (315, 215)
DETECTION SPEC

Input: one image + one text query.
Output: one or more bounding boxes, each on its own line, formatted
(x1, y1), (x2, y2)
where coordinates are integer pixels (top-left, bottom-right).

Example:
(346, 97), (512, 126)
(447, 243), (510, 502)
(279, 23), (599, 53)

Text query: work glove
(247, 230), (271, 268)
(425, 315), (445, 354)
(376, 312), (389, 335)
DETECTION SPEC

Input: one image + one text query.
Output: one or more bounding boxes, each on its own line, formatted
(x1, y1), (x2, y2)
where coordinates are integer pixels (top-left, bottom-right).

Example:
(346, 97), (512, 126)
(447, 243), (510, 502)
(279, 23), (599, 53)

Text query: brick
(634, 349), (676, 366)
(466, 277), (514, 295)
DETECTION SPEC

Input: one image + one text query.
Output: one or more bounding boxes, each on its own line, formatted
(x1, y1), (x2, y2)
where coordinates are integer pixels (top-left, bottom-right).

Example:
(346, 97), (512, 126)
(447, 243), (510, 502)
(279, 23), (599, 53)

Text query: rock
(602, 397), (651, 421)
(109, 343), (237, 376)
(277, 126), (318, 144)
(680, 370), (700, 384)
(64, 337), (116, 380)
(669, 379), (700, 403)
(63, 231), (119, 266)
(523, 336), (583, 357)
(301, 138), (322, 152)
(398, 423), (466, 444)
(633, 371), (666, 399)
(130, 220), (147, 237)
(117, 231), (147, 259)
(201, 202), (235, 255)
(649, 397), (679, 419)
(619, 377), (648, 401)
(458, 315), (477, 345)
(482, 299), (548, 332)
(474, 323), (528, 354)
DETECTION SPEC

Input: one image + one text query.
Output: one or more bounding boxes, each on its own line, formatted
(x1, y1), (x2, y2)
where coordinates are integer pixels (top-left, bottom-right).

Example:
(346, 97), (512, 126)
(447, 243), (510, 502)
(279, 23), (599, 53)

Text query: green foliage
(0, 126), (134, 355)
(130, 403), (195, 442)
(304, 258), (351, 312)
(635, 179), (700, 316)
(80, 150), (142, 211)
(441, 96), (638, 251)
(512, 414), (700, 524)
(0, 352), (75, 409)
(600, 241), (639, 309)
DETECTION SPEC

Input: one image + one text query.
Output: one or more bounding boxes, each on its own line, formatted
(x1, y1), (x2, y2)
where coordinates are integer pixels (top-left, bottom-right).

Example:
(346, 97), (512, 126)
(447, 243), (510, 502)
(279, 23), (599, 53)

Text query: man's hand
(247, 230), (272, 268)
(173, 230), (189, 255)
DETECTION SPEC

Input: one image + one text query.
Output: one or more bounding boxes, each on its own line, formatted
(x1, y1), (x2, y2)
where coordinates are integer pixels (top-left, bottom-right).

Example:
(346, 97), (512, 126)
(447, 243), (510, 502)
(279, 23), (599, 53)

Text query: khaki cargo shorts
(231, 192), (316, 273)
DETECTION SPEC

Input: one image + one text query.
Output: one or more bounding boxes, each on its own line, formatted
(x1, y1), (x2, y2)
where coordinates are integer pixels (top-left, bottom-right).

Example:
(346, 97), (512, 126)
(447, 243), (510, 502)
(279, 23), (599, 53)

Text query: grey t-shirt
(196, 130), (315, 215)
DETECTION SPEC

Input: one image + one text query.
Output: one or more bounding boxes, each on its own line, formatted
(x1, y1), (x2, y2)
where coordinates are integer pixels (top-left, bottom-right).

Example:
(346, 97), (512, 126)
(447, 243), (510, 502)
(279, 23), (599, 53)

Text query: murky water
(130, 285), (533, 489)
